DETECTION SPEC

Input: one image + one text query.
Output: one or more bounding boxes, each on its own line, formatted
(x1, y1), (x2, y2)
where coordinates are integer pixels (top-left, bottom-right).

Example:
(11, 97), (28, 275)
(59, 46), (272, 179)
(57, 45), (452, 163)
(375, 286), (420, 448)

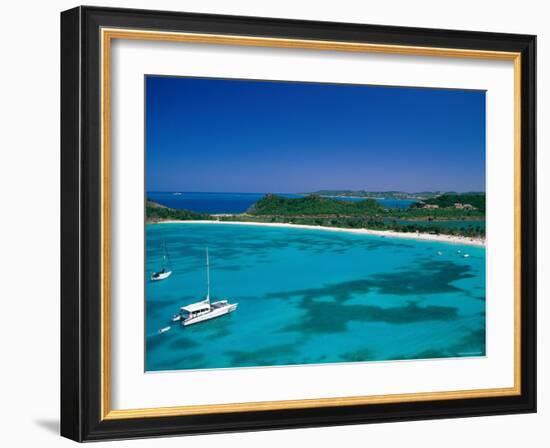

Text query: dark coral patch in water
(392, 349), (450, 360)
(366, 260), (474, 296)
(448, 328), (486, 356)
(390, 328), (485, 361)
(265, 259), (469, 334)
(172, 353), (208, 370)
(213, 264), (249, 271)
(340, 347), (375, 362)
(284, 301), (458, 334)
(149, 352), (207, 371)
(267, 259), (473, 305)
(182, 313), (236, 339)
(167, 335), (199, 350)
(145, 333), (170, 351)
(227, 343), (297, 367)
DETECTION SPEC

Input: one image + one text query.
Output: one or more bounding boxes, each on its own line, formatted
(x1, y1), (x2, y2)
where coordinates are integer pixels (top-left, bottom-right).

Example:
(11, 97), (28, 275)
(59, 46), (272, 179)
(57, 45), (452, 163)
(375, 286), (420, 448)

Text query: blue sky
(146, 76), (485, 193)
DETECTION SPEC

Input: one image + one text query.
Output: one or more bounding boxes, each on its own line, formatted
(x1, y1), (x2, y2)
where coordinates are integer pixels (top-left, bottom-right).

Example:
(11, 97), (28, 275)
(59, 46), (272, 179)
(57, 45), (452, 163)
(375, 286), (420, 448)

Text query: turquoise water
(145, 223), (485, 371)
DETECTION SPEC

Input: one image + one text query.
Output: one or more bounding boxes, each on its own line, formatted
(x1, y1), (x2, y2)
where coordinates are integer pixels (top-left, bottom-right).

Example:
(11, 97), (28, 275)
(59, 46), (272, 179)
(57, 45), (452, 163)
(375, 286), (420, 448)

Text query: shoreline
(154, 220), (485, 247)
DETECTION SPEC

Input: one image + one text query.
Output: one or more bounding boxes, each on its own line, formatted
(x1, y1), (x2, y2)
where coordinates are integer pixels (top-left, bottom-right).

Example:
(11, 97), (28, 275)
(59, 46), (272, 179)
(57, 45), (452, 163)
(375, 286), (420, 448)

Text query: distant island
(147, 192), (485, 240)
(301, 190), (484, 201)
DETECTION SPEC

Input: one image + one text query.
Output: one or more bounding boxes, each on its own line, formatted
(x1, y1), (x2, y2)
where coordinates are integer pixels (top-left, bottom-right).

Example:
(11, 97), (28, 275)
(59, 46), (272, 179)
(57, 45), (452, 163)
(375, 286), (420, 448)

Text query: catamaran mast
(162, 240), (170, 269)
(206, 247), (210, 303)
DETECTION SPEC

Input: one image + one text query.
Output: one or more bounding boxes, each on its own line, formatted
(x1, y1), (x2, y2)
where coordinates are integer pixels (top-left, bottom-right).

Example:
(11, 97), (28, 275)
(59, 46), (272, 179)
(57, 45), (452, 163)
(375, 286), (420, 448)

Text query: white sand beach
(156, 220), (485, 247)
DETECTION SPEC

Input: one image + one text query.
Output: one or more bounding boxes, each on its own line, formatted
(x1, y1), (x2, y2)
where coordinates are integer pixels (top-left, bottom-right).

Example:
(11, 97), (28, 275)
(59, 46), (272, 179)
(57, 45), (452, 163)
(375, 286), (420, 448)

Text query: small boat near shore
(151, 240), (172, 281)
(172, 248), (238, 326)
(151, 268), (171, 281)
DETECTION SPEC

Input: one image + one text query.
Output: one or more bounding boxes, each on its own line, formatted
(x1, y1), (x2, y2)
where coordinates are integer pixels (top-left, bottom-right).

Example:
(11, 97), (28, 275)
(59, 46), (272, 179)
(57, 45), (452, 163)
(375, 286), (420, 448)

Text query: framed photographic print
(60, 6), (536, 442)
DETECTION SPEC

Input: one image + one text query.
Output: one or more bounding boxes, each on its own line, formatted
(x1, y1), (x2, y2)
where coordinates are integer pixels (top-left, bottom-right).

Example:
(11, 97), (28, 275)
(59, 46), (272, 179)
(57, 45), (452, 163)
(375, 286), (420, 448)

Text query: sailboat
(172, 248), (238, 326)
(150, 240), (172, 281)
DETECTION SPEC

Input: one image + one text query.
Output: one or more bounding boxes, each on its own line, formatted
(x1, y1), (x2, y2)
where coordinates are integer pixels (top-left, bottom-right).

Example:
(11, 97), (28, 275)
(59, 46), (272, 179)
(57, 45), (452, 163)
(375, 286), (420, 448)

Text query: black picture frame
(61, 5), (536, 442)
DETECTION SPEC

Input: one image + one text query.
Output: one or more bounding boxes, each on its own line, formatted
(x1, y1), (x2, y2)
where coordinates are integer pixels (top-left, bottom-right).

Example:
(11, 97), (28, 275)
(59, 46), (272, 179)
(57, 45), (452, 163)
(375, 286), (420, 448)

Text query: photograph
(144, 75), (487, 372)
(57, 4), (537, 441)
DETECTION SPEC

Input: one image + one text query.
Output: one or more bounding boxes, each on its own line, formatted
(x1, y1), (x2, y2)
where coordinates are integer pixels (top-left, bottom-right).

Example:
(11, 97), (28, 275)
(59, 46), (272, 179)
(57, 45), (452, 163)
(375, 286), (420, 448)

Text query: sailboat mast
(206, 247), (210, 302)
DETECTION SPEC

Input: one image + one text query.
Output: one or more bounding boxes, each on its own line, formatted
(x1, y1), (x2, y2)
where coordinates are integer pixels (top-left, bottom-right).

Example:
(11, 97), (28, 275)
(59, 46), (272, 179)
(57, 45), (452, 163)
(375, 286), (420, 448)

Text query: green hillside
(146, 200), (212, 222)
(412, 193), (486, 212)
(248, 194), (384, 216)
(145, 194), (485, 238)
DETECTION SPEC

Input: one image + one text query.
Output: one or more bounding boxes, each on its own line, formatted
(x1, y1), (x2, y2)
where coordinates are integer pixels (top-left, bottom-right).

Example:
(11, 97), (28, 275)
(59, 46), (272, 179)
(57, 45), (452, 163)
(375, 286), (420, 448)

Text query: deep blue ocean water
(145, 223), (486, 371)
(147, 191), (416, 214)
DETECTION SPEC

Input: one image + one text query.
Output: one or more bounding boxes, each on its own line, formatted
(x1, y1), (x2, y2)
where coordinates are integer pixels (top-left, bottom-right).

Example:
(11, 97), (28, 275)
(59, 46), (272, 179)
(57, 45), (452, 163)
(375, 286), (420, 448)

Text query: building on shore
(454, 203), (476, 210)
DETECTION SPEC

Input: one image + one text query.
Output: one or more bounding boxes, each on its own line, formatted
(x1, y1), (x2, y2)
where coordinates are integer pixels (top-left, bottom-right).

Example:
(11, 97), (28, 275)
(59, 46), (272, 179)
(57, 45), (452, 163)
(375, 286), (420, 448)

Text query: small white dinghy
(172, 248), (238, 326)
(151, 269), (172, 281)
(151, 240), (172, 281)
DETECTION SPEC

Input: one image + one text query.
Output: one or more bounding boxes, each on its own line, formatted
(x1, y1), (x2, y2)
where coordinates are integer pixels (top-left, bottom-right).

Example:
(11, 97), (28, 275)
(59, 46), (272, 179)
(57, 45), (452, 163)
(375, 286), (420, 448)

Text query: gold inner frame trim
(100, 27), (522, 420)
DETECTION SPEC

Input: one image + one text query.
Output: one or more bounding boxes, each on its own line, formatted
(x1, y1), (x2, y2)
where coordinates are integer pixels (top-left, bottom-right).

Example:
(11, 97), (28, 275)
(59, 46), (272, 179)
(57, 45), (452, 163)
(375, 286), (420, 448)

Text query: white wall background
(0, 0), (546, 446)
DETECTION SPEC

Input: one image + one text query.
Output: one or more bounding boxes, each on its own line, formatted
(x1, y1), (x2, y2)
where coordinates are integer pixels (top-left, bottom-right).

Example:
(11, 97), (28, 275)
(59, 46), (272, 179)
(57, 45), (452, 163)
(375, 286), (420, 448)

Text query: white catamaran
(172, 248), (238, 326)
(151, 240), (172, 281)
